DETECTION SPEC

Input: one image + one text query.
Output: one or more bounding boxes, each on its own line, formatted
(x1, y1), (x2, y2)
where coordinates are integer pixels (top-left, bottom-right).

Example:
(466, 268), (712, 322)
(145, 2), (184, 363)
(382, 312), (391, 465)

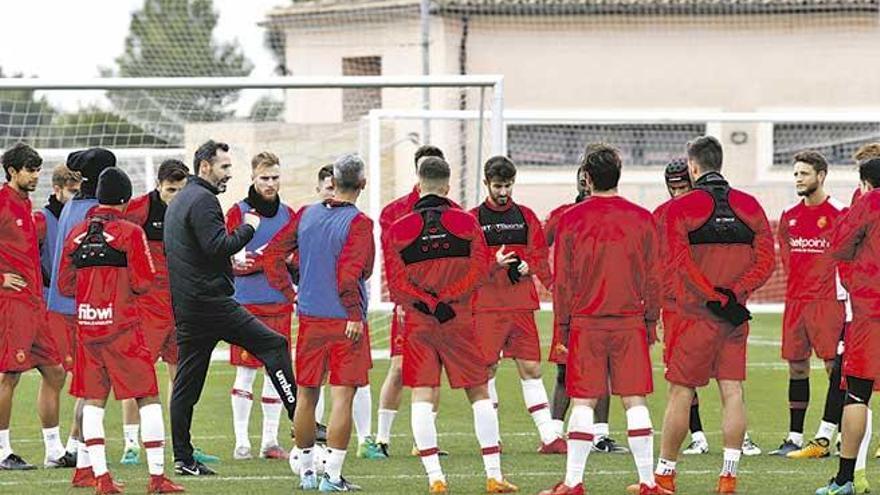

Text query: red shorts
(402, 310), (489, 389)
(782, 299), (844, 362)
(548, 314), (568, 365)
(138, 290), (178, 364)
(70, 327), (158, 400)
(47, 310), (76, 371)
(475, 311), (541, 365)
(231, 304), (292, 368)
(390, 305), (406, 357)
(295, 316), (371, 387)
(566, 317), (653, 399)
(661, 309), (682, 366)
(842, 317), (880, 383)
(0, 298), (60, 372)
(665, 317), (748, 387)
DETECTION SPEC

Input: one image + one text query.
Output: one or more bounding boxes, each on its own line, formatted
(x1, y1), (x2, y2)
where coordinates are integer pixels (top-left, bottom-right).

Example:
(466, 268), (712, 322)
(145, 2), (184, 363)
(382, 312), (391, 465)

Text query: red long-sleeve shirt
(264, 201), (374, 320)
(829, 188), (880, 318)
(380, 186), (421, 304)
(554, 195), (660, 329)
(665, 175), (775, 319)
(125, 191), (170, 290)
(384, 195), (490, 312)
(58, 207), (155, 343)
(225, 203), (298, 278)
(777, 197), (848, 301)
(544, 202), (576, 247)
(470, 199), (552, 312)
(0, 184), (44, 307)
(652, 198), (677, 309)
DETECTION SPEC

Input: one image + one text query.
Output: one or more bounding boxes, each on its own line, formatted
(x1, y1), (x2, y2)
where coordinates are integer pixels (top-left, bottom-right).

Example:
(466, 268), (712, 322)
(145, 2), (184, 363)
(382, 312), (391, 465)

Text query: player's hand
(233, 254), (256, 272)
(517, 259), (530, 276)
(345, 320), (364, 342)
(2, 273), (26, 292)
(495, 245), (517, 267)
(244, 211), (261, 231)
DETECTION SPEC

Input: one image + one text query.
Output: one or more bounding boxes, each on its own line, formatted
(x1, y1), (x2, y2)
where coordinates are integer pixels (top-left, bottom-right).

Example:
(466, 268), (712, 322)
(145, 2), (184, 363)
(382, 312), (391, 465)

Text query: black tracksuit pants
(170, 300), (296, 464)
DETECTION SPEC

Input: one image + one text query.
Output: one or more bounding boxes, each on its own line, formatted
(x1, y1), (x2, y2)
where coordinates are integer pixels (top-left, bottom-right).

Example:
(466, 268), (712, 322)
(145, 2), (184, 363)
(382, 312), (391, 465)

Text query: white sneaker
(233, 445), (253, 460)
(742, 433), (762, 456)
(682, 438), (709, 455)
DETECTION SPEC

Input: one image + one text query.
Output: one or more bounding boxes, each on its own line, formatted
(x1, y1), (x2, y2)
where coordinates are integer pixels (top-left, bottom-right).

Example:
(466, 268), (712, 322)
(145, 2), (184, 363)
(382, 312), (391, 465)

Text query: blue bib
(233, 201), (290, 305)
(47, 198), (98, 314)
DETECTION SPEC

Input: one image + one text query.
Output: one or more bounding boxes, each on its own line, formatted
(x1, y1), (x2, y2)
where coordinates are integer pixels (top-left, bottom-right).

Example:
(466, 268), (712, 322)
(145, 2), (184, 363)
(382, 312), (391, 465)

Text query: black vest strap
(142, 190), (166, 242)
(687, 173), (755, 246)
(72, 219), (128, 269)
(400, 207), (471, 265)
(477, 203), (528, 246)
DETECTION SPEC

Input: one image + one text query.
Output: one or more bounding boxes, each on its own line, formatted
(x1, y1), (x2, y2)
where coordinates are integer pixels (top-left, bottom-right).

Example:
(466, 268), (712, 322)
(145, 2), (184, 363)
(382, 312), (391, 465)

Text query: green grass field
(1, 312), (873, 494)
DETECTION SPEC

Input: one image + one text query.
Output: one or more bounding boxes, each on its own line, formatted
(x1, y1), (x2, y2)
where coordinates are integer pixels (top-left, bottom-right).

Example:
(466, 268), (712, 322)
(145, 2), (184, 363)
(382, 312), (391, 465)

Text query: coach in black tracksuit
(164, 140), (296, 475)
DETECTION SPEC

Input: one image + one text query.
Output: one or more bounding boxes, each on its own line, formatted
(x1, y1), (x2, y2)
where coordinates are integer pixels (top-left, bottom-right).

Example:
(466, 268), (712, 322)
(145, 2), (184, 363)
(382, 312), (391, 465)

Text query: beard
(796, 184), (818, 197)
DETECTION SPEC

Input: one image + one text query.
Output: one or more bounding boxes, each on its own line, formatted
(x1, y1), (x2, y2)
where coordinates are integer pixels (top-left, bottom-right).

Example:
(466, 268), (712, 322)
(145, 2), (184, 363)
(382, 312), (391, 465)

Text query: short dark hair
(687, 136), (723, 172)
(193, 140), (229, 171)
(579, 143), (621, 192)
(157, 159), (189, 183)
(2, 142), (42, 181)
(483, 155), (517, 181)
(860, 158), (880, 188)
(51, 164), (81, 188)
(318, 164), (334, 183)
(793, 150), (829, 175)
(418, 156), (451, 181)
(414, 145), (445, 168)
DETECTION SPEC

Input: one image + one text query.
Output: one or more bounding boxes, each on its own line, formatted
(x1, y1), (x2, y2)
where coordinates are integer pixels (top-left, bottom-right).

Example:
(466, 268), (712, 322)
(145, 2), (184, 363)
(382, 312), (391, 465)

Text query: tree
(0, 68), (56, 148)
(38, 107), (169, 149)
(107, 0), (254, 144)
(249, 95), (284, 122)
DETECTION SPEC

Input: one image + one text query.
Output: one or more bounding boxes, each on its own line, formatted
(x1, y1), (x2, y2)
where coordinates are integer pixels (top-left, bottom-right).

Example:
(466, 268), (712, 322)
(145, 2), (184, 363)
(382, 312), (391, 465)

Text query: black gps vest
(400, 195), (471, 264)
(477, 202), (528, 247)
(142, 190), (166, 242)
(687, 172), (755, 246)
(72, 218), (128, 269)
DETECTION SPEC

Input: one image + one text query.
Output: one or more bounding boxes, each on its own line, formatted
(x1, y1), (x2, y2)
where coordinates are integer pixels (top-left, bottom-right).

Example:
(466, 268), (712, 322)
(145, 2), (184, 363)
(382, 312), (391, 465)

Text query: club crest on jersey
(15, 349), (26, 364)
(15, 218), (23, 227)
(77, 303), (114, 326)
(789, 219), (797, 227)
(817, 216), (828, 229)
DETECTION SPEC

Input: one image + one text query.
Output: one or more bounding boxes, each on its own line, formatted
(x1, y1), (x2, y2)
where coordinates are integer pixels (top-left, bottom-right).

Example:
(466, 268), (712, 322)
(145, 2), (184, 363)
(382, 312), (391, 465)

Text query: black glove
(433, 302), (456, 323)
(413, 300), (432, 316)
(507, 255), (523, 285)
(706, 287), (751, 327)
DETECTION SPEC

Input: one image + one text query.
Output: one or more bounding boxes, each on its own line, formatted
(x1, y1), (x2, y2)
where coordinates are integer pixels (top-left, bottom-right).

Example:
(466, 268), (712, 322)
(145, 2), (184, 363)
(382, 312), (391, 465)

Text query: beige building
(264, 0), (880, 222)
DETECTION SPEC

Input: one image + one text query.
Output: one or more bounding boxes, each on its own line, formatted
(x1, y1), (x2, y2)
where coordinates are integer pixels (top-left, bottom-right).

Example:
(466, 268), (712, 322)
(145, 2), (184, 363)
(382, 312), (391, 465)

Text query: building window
(342, 56), (382, 122)
(507, 123), (706, 167)
(773, 122), (880, 166)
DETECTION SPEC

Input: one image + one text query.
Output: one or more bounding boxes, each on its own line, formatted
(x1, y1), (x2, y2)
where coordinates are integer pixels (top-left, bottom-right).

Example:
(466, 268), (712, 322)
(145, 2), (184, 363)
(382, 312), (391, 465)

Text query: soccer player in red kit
(470, 156), (564, 453)
(815, 158), (880, 495)
(58, 167), (183, 494)
(375, 145), (446, 457)
(226, 152), (294, 461)
(770, 151), (849, 457)
(118, 159), (190, 466)
(0, 143), (69, 471)
(386, 157), (516, 494)
(265, 155), (375, 491)
(656, 136), (774, 494)
(539, 144), (663, 495)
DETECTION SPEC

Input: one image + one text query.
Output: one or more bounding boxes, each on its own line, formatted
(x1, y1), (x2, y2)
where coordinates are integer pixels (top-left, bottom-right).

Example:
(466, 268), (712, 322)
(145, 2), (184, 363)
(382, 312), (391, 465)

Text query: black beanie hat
(67, 148), (116, 197)
(96, 168), (132, 206)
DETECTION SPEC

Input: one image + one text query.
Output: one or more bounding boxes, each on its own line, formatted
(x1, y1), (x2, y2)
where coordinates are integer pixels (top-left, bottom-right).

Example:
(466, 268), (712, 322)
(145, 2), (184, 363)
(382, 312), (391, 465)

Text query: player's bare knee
(717, 380), (744, 405)
(37, 364), (65, 389)
(621, 395), (647, 410)
(136, 395), (161, 408)
(464, 385), (490, 404)
(517, 359), (542, 379)
(788, 359), (811, 379)
(0, 372), (21, 389)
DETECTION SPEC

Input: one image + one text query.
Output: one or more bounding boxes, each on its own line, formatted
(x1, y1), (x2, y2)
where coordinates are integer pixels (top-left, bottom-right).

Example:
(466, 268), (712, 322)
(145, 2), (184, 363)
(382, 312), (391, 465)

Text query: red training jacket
(829, 189), (880, 318)
(543, 202), (576, 247)
(58, 207), (155, 343)
(125, 192), (170, 290)
(652, 198), (678, 310)
(0, 184), (44, 307)
(553, 195), (660, 332)
(384, 194), (490, 313)
(225, 202), (298, 279)
(380, 186), (421, 304)
(665, 173), (775, 320)
(469, 199), (551, 312)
